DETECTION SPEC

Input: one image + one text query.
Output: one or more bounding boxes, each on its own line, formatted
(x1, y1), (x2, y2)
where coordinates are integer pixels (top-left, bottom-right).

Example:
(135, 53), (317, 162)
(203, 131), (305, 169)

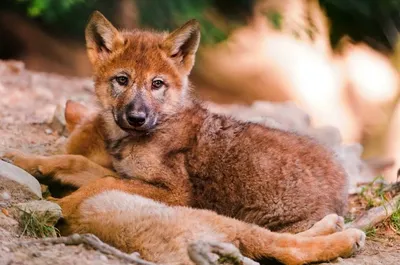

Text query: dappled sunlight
(343, 43), (399, 104)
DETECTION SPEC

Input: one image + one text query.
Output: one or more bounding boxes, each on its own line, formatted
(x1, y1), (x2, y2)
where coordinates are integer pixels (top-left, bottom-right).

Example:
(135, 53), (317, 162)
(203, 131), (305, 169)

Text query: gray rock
(1, 191), (11, 201)
(0, 160), (42, 199)
(12, 200), (62, 226)
(206, 101), (311, 132)
(48, 103), (67, 136)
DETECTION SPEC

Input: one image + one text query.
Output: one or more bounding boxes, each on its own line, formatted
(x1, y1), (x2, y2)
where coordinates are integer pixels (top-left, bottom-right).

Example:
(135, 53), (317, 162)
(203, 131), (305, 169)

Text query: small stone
(54, 136), (67, 147)
(45, 128), (53, 135)
(99, 255), (108, 262)
(1, 208), (9, 216)
(2, 246), (10, 252)
(12, 200), (62, 226)
(49, 104), (66, 135)
(130, 252), (141, 258)
(1, 191), (11, 201)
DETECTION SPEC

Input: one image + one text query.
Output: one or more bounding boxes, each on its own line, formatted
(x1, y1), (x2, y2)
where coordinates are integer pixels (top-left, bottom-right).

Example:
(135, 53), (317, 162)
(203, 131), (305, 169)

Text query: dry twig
(346, 194), (400, 230)
(13, 233), (155, 265)
(13, 233), (257, 265)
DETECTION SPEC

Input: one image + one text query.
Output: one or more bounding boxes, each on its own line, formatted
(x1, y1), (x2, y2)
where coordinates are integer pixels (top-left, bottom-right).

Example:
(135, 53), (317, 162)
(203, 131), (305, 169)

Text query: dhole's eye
(115, 76), (129, 86)
(151, 78), (164, 90)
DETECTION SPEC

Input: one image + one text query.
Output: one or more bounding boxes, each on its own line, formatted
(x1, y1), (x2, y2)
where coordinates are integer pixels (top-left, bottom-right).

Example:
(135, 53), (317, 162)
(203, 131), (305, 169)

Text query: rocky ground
(0, 60), (131, 265)
(0, 60), (399, 264)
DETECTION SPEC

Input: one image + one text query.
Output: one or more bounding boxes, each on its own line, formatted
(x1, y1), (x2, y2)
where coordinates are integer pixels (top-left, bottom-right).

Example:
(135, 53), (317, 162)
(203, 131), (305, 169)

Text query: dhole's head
(85, 11), (200, 134)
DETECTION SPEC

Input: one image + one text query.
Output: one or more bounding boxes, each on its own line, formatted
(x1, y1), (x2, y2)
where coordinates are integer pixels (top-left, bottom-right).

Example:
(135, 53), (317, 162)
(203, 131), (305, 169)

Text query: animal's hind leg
(240, 226), (365, 265)
(55, 176), (189, 235)
(274, 213), (345, 237)
(210, 213), (365, 265)
(296, 214), (345, 237)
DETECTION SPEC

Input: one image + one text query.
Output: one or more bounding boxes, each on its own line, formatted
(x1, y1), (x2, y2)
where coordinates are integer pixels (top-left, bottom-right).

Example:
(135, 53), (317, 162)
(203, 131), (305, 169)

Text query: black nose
(126, 111), (146, 127)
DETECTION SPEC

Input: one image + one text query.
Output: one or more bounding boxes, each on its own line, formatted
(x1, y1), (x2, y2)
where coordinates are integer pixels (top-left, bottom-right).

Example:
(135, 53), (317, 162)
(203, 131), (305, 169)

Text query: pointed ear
(85, 11), (125, 65)
(162, 19), (201, 74)
(65, 100), (90, 133)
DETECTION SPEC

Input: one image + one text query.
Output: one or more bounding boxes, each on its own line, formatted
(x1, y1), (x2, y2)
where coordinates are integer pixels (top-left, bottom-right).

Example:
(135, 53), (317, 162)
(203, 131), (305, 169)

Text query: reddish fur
(85, 11), (349, 232)
(7, 11), (349, 232)
(1, 11), (365, 265)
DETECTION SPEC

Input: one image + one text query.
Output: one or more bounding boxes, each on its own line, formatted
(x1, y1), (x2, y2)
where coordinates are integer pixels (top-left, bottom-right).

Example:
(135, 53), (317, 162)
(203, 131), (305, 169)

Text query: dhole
(2, 11), (366, 264)
(4, 100), (366, 264)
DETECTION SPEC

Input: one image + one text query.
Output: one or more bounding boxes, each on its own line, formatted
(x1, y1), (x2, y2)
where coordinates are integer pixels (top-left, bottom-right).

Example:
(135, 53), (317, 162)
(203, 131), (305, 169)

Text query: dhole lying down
(5, 129), (365, 265)
(3, 105), (366, 264)
(2, 11), (366, 264)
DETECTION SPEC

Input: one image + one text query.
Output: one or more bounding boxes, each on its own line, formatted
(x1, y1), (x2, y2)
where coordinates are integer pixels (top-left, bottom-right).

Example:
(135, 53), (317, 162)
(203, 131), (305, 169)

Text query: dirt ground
(0, 60), (134, 265)
(0, 60), (399, 264)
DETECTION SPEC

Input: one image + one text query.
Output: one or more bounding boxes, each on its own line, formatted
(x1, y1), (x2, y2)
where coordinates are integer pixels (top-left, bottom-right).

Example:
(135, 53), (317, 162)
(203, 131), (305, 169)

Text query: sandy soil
(0, 60), (399, 265)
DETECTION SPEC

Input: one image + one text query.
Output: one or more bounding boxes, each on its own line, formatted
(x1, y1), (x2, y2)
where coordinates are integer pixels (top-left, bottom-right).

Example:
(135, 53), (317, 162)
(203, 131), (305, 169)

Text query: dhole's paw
(317, 214), (345, 234)
(348, 228), (366, 253)
(1, 150), (42, 176)
(1, 149), (20, 164)
(301, 214), (345, 237)
(342, 228), (366, 257)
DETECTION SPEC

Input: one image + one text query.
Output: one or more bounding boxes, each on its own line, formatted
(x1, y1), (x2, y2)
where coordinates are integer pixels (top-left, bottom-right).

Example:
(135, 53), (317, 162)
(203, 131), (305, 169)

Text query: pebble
(12, 200), (62, 226)
(1, 191), (11, 200)
(2, 246), (10, 252)
(99, 255), (108, 262)
(49, 103), (67, 135)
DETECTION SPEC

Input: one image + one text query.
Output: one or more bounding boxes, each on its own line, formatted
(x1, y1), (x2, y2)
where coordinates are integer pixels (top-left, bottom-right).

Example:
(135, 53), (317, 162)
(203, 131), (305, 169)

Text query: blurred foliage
(320, 0), (400, 17)
(137, 0), (255, 44)
(135, 0), (253, 44)
(17, 0), (85, 20)
(266, 11), (282, 30)
(2, 0), (400, 50)
(1, 0), (114, 38)
(136, 0), (229, 44)
(320, 0), (400, 51)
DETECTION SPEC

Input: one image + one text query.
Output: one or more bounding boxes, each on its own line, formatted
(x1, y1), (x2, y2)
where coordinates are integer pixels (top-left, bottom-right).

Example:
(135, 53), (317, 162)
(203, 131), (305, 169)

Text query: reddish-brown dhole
(2, 11), (366, 265)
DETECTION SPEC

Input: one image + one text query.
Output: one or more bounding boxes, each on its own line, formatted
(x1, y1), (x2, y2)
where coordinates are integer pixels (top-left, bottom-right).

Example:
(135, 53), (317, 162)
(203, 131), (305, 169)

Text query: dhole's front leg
(2, 150), (117, 197)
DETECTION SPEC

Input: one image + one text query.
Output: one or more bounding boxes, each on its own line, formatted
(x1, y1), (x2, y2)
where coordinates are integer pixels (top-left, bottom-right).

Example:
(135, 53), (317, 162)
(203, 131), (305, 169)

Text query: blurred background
(1, 0), (400, 181)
